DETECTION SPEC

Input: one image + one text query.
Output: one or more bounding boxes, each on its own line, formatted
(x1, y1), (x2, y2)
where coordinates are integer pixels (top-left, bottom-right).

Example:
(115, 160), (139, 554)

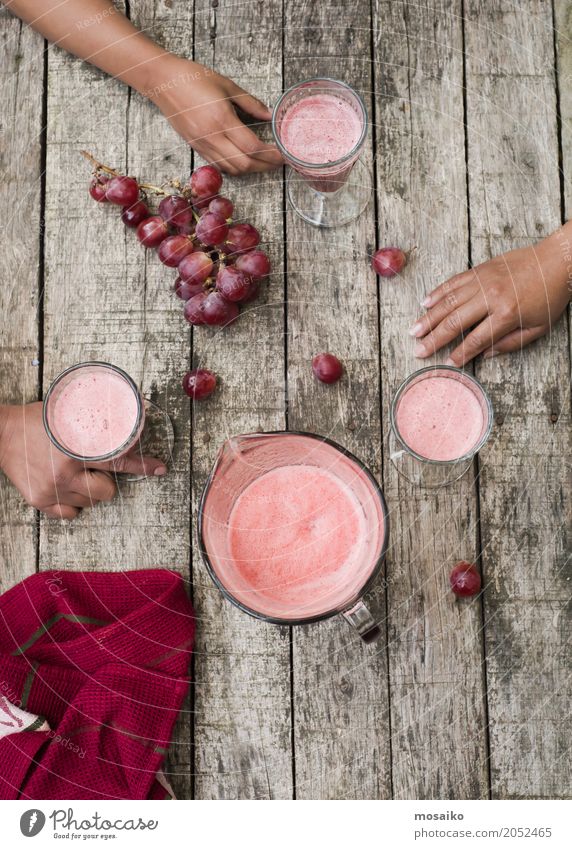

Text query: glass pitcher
(198, 431), (389, 643)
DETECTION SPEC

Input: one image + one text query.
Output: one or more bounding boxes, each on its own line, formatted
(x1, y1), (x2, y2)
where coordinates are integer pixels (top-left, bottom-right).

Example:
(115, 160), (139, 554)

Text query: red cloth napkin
(0, 569), (194, 800)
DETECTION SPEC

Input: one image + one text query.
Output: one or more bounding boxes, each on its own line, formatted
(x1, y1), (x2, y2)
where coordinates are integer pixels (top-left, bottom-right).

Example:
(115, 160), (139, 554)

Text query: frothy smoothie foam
(227, 464), (373, 617)
(280, 93), (363, 164)
(48, 367), (140, 459)
(395, 374), (486, 462)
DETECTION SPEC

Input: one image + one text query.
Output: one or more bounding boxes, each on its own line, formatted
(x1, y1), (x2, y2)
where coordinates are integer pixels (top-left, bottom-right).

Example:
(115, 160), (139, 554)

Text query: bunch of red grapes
(89, 163), (271, 331)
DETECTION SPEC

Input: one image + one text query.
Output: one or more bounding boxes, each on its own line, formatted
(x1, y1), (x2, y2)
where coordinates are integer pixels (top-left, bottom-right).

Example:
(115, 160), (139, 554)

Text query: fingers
(44, 504), (80, 521)
(225, 124), (283, 168)
(421, 269), (476, 309)
(228, 85), (272, 121)
(410, 283), (476, 340)
(73, 470), (117, 503)
(445, 314), (517, 367)
(96, 452), (168, 478)
(413, 297), (489, 359)
(483, 325), (547, 359)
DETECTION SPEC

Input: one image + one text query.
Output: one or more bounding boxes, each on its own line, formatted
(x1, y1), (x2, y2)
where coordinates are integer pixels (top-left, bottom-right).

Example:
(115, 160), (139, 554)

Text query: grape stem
(80, 149), (175, 197)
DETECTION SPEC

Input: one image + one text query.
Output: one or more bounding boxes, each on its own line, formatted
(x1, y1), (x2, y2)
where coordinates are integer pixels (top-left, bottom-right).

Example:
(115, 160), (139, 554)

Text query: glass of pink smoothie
(390, 366), (493, 487)
(272, 78), (371, 227)
(199, 432), (389, 642)
(43, 362), (173, 479)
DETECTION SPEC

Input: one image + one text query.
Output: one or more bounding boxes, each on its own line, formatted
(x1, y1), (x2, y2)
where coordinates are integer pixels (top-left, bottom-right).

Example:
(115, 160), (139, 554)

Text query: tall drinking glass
(43, 361), (174, 481)
(272, 78), (371, 228)
(389, 365), (493, 487)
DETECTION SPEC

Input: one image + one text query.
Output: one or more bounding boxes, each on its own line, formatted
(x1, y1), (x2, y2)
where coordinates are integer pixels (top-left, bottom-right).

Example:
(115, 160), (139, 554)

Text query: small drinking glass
(272, 78), (372, 228)
(198, 431), (389, 643)
(43, 361), (174, 482)
(389, 365), (493, 487)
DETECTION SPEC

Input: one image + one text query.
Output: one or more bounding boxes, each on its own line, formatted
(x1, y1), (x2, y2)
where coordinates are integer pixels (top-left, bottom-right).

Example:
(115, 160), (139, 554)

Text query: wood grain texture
(192, 0), (293, 799)
(465, 0), (572, 798)
(39, 0), (194, 798)
(554, 0), (572, 360)
(284, 0), (392, 800)
(0, 10), (44, 592)
(373, 0), (489, 799)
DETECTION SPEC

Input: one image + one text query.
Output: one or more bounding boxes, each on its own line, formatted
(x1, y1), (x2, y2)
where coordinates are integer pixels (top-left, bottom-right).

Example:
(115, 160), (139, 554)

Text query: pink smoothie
(49, 369), (140, 458)
(280, 93), (363, 164)
(226, 463), (379, 618)
(395, 375), (486, 462)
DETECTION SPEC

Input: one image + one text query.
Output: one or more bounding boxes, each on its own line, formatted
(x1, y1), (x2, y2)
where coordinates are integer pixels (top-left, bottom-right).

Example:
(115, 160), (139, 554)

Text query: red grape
(178, 251), (213, 284)
(195, 212), (229, 247)
(202, 291), (239, 326)
(372, 247), (407, 277)
(189, 165), (223, 200)
(182, 368), (217, 400)
(89, 175), (110, 202)
(184, 291), (208, 325)
(121, 199), (150, 228)
(241, 280), (260, 304)
(209, 196), (234, 220)
(449, 562), (481, 597)
(159, 195), (192, 226)
(157, 234), (194, 267)
(105, 175), (140, 207)
(174, 276), (205, 301)
(216, 266), (255, 303)
(312, 353), (343, 384)
(235, 249), (271, 279)
(136, 216), (169, 248)
(224, 223), (260, 254)
(173, 207), (196, 236)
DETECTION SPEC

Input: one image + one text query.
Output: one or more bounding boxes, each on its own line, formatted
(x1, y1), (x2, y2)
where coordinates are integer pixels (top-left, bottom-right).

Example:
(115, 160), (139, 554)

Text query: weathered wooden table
(1, 0), (570, 800)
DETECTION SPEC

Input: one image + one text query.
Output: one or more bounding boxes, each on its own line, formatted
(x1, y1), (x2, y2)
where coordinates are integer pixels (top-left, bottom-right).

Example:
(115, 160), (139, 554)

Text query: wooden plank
(192, 0), (292, 799)
(40, 0), (193, 799)
(373, 0), (489, 798)
(554, 0), (572, 363)
(0, 11), (44, 591)
(284, 1), (392, 799)
(465, 0), (572, 798)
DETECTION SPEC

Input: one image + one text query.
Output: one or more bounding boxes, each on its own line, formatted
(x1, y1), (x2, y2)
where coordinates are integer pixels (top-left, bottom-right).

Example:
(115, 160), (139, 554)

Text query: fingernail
(154, 465), (168, 477)
(408, 322), (423, 337)
(414, 342), (427, 357)
(483, 350), (498, 360)
(421, 296), (432, 308)
(445, 357), (456, 366)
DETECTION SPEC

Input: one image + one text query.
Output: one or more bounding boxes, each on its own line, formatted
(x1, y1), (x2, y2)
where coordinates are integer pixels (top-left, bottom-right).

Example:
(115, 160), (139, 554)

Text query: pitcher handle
(341, 599), (381, 643)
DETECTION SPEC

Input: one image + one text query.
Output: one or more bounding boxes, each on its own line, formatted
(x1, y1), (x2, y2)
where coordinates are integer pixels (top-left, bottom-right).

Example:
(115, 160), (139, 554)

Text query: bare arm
(3, 0), (282, 174)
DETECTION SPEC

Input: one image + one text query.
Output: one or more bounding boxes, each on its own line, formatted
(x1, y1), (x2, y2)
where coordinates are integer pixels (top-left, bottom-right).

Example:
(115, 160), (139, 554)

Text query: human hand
(409, 230), (572, 367)
(0, 402), (166, 520)
(147, 55), (283, 176)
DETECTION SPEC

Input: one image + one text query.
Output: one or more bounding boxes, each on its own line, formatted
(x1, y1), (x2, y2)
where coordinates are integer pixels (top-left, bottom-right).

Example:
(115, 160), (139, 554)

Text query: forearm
(0, 405), (13, 473)
(2, 0), (171, 93)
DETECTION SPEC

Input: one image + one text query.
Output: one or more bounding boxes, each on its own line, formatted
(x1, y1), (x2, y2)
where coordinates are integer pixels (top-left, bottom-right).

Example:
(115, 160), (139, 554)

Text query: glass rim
(390, 365), (494, 466)
(271, 77), (369, 171)
(198, 430), (389, 627)
(43, 360), (144, 463)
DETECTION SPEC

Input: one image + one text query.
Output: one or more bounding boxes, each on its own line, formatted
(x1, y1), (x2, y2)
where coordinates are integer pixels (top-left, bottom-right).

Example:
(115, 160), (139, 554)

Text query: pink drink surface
(395, 376), (485, 461)
(50, 370), (139, 458)
(280, 93), (363, 164)
(227, 463), (375, 617)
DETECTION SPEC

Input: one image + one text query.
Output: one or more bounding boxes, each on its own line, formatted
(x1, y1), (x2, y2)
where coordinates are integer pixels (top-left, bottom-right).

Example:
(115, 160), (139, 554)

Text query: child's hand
(409, 229), (572, 366)
(149, 56), (283, 176)
(0, 402), (166, 520)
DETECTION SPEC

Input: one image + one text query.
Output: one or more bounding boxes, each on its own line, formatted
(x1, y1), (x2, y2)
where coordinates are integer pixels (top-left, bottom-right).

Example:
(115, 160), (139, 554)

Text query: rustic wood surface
(0, 0), (570, 799)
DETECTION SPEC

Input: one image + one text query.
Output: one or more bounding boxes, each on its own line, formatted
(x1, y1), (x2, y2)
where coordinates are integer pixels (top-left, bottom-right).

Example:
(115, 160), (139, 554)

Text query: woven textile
(0, 569), (194, 800)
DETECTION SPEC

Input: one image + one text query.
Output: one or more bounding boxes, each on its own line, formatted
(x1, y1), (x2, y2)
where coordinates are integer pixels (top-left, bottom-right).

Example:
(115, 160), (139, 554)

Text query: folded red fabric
(0, 569), (194, 800)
